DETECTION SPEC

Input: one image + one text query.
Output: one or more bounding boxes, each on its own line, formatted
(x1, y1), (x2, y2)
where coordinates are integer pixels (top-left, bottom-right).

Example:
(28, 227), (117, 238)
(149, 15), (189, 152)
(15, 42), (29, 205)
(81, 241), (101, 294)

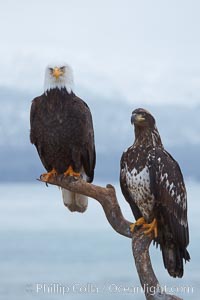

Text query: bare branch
(40, 175), (132, 238)
(132, 229), (183, 300)
(39, 174), (183, 300)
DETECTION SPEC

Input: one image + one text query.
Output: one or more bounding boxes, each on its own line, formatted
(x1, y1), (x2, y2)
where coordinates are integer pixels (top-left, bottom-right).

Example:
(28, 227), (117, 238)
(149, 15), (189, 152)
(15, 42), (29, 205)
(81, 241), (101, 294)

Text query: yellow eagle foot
(142, 218), (158, 238)
(130, 217), (146, 233)
(42, 168), (58, 182)
(64, 166), (80, 177)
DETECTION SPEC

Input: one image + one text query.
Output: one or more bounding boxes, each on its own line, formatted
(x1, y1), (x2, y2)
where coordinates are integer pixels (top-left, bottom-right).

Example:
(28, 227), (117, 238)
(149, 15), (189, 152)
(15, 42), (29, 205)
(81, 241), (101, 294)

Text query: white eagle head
(44, 62), (74, 94)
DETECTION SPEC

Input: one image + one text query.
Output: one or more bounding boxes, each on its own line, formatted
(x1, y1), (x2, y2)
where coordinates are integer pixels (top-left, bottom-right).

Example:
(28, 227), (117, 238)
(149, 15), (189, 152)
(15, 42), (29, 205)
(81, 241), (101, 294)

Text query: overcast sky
(0, 0), (200, 106)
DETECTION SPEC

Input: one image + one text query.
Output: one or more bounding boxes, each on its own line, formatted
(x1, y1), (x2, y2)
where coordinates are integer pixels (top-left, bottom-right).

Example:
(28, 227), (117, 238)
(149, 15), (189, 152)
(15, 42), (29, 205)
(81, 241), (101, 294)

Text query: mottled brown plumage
(120, 108), (190, 278)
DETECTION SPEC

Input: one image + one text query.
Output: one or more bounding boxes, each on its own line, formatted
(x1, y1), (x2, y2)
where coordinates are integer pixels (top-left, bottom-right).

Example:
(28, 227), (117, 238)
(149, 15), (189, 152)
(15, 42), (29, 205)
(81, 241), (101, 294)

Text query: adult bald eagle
(120, 108), (190, 278)
(30, 63), (96, 213)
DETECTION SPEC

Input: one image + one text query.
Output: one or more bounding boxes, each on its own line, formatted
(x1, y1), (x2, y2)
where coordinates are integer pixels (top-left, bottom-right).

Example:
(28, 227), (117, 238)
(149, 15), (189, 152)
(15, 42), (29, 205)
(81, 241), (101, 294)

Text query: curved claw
(64, 166), (80, 177)
(130, 217), (146, 233)
(143, 218), (158, 238)
(41, 168), (58, 182)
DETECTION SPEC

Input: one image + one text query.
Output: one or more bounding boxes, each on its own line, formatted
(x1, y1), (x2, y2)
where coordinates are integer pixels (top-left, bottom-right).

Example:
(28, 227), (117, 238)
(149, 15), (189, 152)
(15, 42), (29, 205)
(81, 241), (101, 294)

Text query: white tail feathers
(61, 188), (88, 213)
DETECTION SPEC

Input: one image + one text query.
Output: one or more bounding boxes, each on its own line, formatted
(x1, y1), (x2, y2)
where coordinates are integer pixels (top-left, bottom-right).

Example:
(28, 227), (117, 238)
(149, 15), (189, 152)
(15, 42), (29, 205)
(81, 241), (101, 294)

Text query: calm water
(0, 181), (199, 300)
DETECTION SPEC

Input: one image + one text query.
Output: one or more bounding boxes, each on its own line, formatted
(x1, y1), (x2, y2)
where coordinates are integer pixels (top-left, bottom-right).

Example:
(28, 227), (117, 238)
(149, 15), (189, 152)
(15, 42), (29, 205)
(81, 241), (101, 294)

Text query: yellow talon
(130, 217), (146, 233)
(42, 168), (57, 182)
(143, 218), (158, 238)
(64, 166), (80, 177)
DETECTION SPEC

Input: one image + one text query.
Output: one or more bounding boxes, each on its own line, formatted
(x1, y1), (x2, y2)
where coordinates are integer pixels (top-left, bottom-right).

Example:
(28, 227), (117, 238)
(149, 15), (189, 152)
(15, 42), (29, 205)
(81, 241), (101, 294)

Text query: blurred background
(0, 0), (199, 299)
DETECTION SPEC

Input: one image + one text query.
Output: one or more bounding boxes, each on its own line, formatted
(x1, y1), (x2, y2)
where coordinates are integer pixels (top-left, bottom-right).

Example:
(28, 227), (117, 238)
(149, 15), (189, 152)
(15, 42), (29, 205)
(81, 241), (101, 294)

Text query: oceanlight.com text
(25, 282), (194, 296)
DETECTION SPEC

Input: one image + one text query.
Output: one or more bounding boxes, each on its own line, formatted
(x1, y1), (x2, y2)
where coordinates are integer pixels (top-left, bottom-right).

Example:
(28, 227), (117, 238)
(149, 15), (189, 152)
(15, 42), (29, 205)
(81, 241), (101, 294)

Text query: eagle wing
(30, 99), (37, 145)
(73, 96), (96, 182)
(149, 148), (189, 247)
(148, 148), (190, 277)
(30, 96), (52, 171)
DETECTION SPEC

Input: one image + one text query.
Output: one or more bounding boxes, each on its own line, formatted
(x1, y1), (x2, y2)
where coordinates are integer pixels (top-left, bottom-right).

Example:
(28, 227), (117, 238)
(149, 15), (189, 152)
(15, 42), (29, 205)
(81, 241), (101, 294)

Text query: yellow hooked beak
(52, 67), (63, 79)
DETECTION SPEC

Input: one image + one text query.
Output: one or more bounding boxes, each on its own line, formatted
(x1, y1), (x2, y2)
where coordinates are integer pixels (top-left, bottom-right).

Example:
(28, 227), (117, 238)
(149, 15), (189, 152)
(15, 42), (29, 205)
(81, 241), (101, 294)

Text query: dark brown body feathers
(30, 88), (95, 182)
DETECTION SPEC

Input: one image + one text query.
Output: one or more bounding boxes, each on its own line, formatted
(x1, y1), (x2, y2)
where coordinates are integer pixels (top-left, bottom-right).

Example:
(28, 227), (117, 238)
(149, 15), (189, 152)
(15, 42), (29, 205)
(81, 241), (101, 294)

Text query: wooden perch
(39, 174), (183, 300)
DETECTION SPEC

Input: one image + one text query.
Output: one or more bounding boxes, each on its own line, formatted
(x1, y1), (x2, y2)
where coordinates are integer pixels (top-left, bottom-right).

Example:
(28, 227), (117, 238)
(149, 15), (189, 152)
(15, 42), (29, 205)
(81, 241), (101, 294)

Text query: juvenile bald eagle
(120, 108), (190, 278)
(30, 63), (96, 213)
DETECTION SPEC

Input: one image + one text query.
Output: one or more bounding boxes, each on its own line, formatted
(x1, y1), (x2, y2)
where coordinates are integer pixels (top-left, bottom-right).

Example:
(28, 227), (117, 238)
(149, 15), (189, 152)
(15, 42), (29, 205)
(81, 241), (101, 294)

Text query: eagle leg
(130, 217), (146, 233)
(142, 218), (158, 238)
(64, 165), (80, 177)
(42, 168), (58, 182)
